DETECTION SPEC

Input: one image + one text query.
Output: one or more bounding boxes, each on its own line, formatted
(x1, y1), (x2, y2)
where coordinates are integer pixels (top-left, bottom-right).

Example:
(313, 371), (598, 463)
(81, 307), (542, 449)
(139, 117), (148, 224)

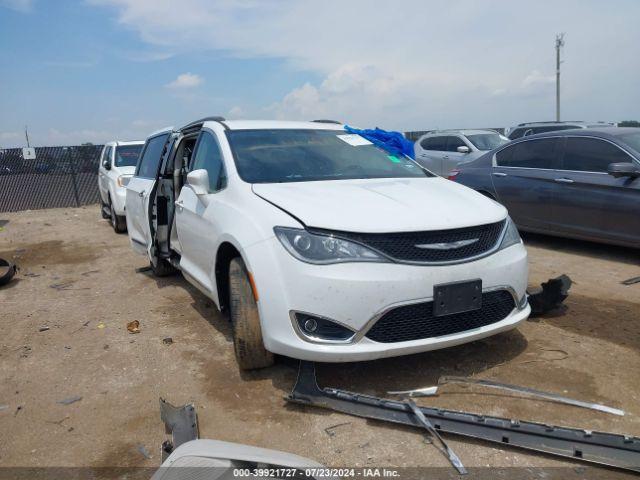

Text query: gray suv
(414, 129), (509, 176)
(451, 128), (640, 248)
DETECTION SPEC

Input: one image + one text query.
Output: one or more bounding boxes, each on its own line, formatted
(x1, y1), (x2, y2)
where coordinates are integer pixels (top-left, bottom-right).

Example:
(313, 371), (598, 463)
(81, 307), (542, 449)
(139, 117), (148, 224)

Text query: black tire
(229, 257), (273, 370)
(100, 199), (110, 219)
(150, 257), (177, 277)
(109, 196), (127, 233)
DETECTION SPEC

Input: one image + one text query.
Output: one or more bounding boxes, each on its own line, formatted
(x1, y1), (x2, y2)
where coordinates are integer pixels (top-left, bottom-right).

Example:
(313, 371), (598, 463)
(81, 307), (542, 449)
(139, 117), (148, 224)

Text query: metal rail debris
(405, 397), (467, 474)
(388, 376), (624, 416)
(287, 361), (640, 473)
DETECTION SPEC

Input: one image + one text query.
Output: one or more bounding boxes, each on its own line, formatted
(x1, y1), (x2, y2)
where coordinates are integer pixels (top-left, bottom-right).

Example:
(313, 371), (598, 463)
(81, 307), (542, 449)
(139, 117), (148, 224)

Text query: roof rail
(516, 121), (584, 127)
(311, 119), (342, 124)
(180, 116), (227, 132)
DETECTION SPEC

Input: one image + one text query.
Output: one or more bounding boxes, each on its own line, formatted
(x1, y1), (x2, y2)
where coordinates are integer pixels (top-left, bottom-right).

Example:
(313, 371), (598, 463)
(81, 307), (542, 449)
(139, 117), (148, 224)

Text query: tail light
(447, 169), (460, 181)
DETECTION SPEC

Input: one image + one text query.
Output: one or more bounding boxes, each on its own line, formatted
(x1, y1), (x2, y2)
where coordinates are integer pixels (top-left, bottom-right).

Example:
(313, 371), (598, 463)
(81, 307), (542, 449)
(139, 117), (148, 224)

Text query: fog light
(303, 318), (318, 333)
(294, 312), (355, 342)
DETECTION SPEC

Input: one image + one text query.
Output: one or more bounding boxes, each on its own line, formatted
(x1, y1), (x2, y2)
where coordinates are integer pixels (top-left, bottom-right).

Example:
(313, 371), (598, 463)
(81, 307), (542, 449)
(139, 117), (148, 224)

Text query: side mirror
(457, 146), (470, 154)
(607, 162), (640, 178)
(102, 159), (111, 170)
(186, 169), (210, 195)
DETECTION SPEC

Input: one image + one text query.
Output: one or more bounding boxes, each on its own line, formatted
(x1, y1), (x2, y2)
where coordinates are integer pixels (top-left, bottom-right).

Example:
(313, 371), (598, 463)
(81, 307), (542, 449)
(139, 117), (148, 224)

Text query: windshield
(115, 145), (143, 167)
(618, 132), (640, 156)
(466, 133), (509, 151)
(227, 129), (430, 183)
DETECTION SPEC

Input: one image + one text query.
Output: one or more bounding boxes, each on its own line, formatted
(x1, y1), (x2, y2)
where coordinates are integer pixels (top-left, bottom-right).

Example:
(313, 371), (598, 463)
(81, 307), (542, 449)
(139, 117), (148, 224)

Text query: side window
(562, 137), (632, 173)
(101, 146), (109, 165)
(445, 136), (467, 152)
(429, 136), (447, 151)
(136, 134), (168, 178)
(103, 146), (113, 167)
(419, 137), (432, 150)
(190, 131), (227, 192)
(497, 138), (559, 169)
(495, 146), (513, 166)
(508, 128), (524, 140)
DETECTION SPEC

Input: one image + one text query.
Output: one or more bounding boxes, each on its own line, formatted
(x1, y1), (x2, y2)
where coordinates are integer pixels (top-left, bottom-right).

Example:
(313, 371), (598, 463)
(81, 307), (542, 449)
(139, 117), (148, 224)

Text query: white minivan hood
(252, 177), (507, 233)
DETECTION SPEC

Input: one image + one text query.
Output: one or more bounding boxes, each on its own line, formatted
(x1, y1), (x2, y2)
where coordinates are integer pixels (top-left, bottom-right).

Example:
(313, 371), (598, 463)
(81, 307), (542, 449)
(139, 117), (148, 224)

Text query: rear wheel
(229, 257), (273, 370)
(109, 196), (127, 233)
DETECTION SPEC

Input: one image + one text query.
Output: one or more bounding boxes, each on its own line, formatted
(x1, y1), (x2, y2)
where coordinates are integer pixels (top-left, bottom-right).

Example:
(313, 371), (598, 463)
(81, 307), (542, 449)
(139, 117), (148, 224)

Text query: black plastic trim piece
(311, 119), (342, 124)
(287, 362), (640, 473)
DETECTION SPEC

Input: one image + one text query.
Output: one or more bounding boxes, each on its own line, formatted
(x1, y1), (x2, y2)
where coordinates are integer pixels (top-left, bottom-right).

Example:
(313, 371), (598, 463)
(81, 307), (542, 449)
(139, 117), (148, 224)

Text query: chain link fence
(0, 145), (104, 213)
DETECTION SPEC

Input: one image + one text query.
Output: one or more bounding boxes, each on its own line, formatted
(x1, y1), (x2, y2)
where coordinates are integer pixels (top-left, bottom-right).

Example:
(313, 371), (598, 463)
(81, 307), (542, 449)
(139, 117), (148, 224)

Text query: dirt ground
(0, 205), (639, 477)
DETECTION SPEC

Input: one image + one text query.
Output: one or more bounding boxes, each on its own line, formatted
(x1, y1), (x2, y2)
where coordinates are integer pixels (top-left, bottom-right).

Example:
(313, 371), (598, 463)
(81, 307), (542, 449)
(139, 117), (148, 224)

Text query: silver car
(414, 129), (509, 176)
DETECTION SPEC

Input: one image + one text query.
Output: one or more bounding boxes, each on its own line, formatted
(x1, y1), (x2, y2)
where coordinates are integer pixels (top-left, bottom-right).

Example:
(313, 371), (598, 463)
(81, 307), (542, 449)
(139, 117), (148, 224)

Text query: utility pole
(555, 33), (565, 122)
(24, 125), (30, 148)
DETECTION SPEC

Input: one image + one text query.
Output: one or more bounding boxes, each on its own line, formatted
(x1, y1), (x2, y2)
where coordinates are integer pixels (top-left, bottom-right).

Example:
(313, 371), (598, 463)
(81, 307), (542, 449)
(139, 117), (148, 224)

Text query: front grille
(318, 220), (505, 263)
(365, 290), (516, 343)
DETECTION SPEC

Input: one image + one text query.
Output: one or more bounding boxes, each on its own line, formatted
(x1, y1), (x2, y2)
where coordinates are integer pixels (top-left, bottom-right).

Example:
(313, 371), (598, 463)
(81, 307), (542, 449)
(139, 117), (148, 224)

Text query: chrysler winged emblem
(414, 238), (479, 250)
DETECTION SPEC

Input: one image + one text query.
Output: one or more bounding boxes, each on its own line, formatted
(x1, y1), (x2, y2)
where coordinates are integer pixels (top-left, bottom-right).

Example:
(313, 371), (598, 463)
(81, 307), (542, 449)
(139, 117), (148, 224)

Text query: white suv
(126, 118), (530, 369)
(98, 140), (144, 232)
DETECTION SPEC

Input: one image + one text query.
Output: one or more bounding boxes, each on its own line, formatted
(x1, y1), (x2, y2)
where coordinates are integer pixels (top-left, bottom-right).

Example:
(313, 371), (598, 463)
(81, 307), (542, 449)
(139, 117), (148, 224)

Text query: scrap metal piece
(57, 395), (82, 405)
(287, 362), (640, 473)
(388, 386), (439, 397)
(621, 276), (640, 286)
(0, 258), (17, 287)
(406, 398), (467, 474)
(389, 376), (624, 416)
(159, 398), (199, 461)
(528, 274), (572, 315)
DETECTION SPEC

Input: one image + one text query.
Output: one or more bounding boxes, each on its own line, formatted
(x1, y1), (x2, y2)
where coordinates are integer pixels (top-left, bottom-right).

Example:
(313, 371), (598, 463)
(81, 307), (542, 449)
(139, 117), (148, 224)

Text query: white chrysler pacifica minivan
(125, 118), (530, 369)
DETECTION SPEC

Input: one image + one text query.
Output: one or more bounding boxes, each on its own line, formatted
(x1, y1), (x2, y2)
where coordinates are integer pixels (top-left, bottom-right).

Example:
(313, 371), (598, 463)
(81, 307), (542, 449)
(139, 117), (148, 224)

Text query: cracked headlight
(274, 227), (387, 264)
(498, 216), (522, 250)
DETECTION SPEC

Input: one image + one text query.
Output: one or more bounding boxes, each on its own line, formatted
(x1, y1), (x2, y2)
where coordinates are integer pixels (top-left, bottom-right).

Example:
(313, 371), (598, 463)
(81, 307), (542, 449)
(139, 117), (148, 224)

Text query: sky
(0, 0), (638, 147)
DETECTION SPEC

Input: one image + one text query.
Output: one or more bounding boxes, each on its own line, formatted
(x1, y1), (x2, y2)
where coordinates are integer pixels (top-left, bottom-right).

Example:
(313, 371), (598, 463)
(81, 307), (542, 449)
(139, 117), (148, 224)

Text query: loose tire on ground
(229, 257), (274, 370)
(109, 196), (127, 233)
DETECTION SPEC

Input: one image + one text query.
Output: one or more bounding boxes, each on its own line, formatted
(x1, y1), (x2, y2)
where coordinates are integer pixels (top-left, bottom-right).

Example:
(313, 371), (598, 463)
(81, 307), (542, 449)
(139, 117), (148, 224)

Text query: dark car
(450, 128), (640, 248)
(506, 121), (616, 140)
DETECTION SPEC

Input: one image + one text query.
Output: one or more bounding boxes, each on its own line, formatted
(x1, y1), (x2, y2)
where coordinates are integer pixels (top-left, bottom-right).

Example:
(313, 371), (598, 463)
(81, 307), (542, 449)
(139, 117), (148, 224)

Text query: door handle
(138, 190), (145, 197)
(554, 178), (574, 184)
(443, 155), (449, 159)
(492, 172), (507, 177)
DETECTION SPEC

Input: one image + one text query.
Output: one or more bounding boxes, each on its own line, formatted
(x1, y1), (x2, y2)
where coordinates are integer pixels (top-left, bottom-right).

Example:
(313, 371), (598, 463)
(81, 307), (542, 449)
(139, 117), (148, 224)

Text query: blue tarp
(344, 125), (415, 159)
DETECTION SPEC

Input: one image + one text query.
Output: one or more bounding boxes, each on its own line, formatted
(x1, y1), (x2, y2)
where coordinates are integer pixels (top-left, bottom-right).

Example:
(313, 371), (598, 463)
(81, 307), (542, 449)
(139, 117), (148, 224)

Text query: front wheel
(229, 257), (274, 370)
(100, 199), (110, 219)
(109, 196), (127, 233)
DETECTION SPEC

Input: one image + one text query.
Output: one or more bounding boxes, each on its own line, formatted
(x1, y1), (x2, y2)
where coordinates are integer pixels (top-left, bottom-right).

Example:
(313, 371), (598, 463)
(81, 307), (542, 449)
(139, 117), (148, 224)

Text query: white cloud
(227, 106), (244, 119)
(70, 1), (640, 128)
(522, 70), (555, 88)
(165, 72), (203, 89)
(0, 0), (33, 12)
(0, 132), (20, 146)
